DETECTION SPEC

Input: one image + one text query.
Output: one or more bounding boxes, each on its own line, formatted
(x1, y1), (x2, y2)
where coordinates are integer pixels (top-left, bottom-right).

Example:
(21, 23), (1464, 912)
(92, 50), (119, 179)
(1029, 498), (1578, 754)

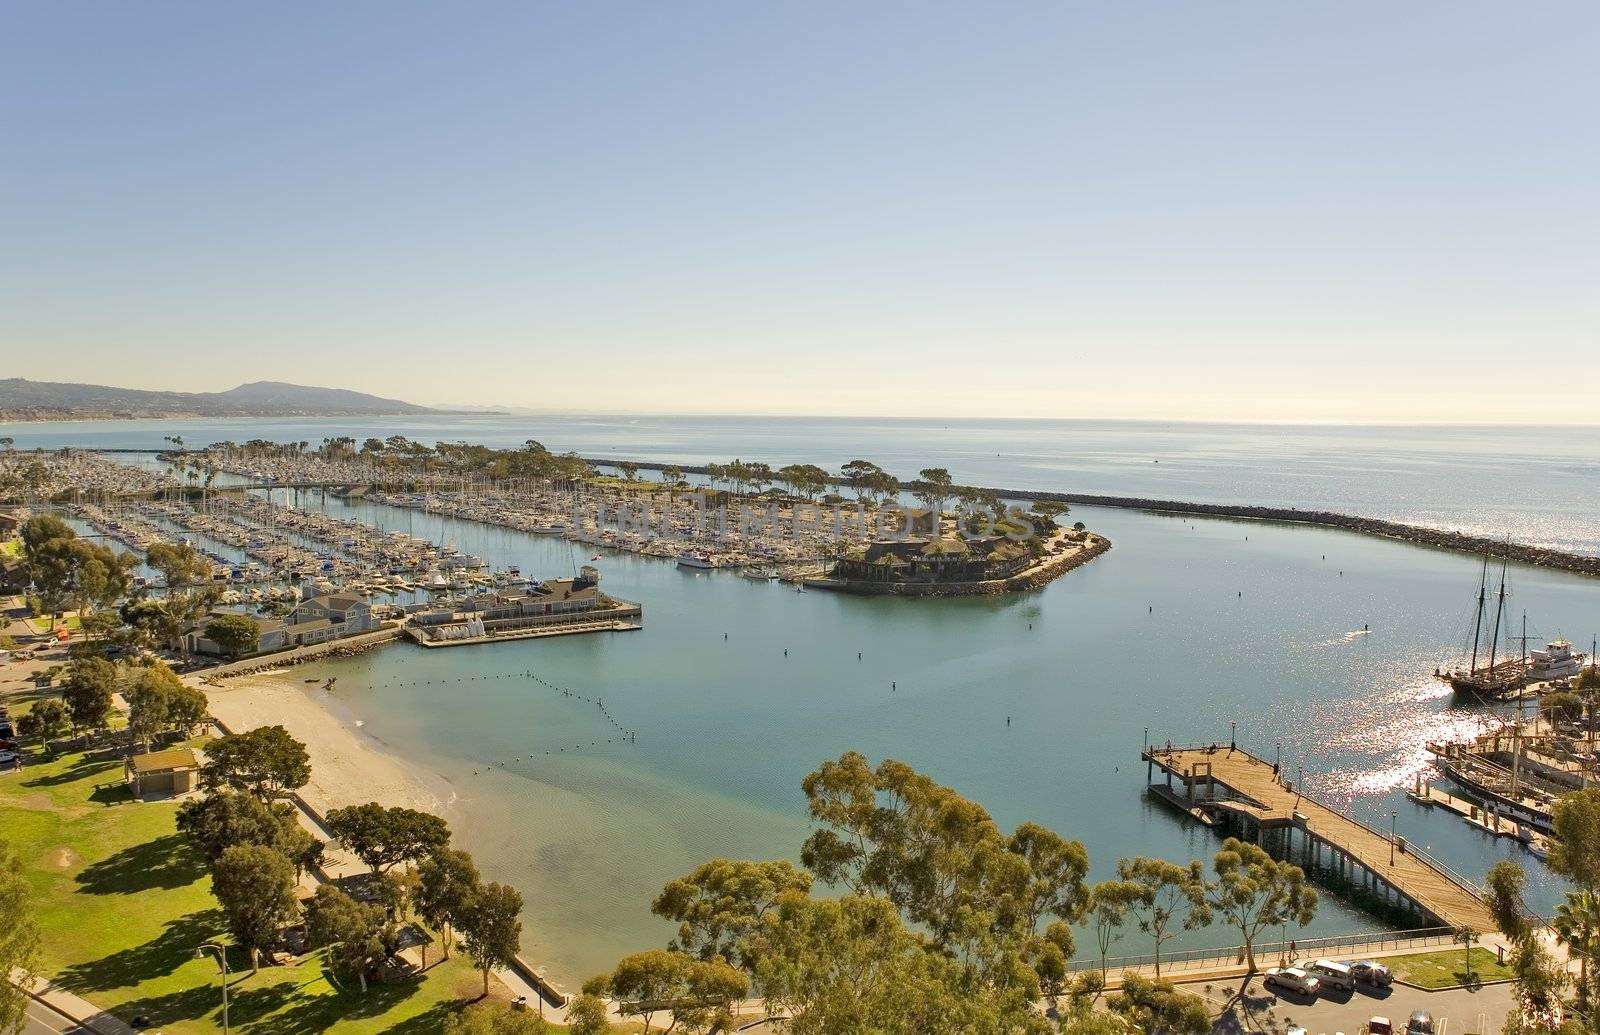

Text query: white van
(1296, 958), (1356, 992)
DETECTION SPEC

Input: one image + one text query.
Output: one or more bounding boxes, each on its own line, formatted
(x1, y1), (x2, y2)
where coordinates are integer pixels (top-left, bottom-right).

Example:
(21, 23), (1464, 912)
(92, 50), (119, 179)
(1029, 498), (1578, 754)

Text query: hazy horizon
(5, 3), (1596, 422)
(10, 375), (1600, 428)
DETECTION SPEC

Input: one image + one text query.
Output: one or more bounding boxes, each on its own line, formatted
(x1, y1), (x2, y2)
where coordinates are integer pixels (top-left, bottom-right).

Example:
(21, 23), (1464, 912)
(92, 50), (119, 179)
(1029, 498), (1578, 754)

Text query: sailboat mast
(1519, 612), (1528, 721)
(1469, 553), (1488, 674)
(1486, 553), (1509, 677)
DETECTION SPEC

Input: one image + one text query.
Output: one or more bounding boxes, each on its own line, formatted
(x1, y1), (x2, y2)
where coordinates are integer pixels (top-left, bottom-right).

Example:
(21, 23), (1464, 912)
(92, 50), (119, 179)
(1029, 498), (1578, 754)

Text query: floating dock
(1406, 781), (1551, 857)
(1144, 744), (1495, 932)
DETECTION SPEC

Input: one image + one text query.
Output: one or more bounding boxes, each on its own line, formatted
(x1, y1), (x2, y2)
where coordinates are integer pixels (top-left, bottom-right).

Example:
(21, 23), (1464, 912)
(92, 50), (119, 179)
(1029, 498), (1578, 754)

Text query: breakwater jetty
(580, 457), (1600, 579)
(1144, 744), (1495, 932)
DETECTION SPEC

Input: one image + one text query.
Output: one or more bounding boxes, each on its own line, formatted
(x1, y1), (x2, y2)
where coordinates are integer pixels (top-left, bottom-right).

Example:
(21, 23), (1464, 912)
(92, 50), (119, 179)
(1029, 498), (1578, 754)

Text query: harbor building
(182, 592), (380, 656)
(405, 566), (642, 646)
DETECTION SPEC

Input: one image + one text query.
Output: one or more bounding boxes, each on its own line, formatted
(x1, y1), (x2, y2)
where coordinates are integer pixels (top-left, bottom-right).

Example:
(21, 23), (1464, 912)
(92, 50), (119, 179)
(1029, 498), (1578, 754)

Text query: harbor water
(7, 415), (1597, 982)
(301, 490), (1587, 983)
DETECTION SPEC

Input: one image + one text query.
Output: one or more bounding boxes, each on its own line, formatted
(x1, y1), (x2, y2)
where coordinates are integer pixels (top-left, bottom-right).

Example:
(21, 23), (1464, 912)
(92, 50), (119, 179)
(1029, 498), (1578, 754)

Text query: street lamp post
(1390, 810), (1398, 866)
(1230, 721), (1237, 750)
(196, 942), (230, 1035)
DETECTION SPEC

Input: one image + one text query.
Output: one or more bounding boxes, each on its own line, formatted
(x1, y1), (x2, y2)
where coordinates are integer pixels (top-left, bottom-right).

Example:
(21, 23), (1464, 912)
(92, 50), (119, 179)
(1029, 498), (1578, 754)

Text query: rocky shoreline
(199, 626), (402, 681)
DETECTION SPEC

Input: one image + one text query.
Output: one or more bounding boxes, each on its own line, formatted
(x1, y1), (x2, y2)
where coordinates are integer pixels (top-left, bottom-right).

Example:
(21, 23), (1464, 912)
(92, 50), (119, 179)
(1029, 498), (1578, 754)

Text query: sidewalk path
(9, 970), (137, 1035)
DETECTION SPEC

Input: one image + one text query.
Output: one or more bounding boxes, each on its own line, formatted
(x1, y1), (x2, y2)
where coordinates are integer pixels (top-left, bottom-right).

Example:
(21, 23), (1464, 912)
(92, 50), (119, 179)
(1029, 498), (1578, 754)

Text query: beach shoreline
(204, 667), (460, 825)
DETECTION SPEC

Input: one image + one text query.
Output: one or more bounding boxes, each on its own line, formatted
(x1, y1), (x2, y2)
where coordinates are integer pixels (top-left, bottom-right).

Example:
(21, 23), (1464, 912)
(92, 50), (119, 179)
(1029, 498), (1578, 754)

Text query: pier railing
(1335, 797), (1488, 898)
(1153, 744), (1489, 901)
(1067, 926), (1455, 975)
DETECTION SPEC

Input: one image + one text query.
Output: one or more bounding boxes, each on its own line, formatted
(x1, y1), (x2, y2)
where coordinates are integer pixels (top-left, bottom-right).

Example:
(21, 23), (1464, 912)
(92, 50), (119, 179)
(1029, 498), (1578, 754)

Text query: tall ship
(1436, 551), (1525, 698)
(1434, 551), (1591, 699)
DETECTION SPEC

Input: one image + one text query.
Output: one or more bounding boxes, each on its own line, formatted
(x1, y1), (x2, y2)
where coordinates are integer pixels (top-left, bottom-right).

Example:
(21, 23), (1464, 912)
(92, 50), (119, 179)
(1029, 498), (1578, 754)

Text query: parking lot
(1195, 972), (1516, 1035)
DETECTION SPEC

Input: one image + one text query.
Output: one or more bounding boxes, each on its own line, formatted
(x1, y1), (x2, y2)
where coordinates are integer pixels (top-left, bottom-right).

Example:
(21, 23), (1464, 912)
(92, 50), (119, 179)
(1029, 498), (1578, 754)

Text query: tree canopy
(444, 1002), (549, 1035)
(1207, 837), (1317, 975)
(211, 843), (299, 973)
(327, 803), (451, 873)
(416, 847), (482, 960)
(305, 884), (392, 994)
(0, 839), (40, 1035)
(204, 613), (261, 659)
(177, 789), (315, 866)
(1548, 789), (1600, 893)
(651, 858), (811, 969)
(126, 661), (207, 748)
(461, 881), (524, 997)
(201, 725), (311, 799)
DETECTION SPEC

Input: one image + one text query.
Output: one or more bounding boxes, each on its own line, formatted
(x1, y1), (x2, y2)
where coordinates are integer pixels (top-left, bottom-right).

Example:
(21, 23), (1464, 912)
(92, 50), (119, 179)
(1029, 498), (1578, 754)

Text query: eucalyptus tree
(1086, 879), (1140, 976)
(1206, 838), (1317, 979)
(914, 467), (954, 517)
(1117, 856), (1212, 976)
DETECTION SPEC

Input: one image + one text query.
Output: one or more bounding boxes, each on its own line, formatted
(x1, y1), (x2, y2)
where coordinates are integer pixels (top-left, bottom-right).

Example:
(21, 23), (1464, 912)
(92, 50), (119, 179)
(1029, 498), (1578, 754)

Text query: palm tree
(1555, 891), (1600, 1010)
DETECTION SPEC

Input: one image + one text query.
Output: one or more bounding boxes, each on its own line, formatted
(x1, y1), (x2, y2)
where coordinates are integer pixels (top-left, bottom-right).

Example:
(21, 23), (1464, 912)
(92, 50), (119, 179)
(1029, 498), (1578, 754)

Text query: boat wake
(1307, 629), (1374, 647)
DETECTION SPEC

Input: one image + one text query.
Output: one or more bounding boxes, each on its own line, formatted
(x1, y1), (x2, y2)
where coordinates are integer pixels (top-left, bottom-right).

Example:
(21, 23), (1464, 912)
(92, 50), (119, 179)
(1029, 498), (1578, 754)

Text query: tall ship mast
(1437, 548), (1528, 698)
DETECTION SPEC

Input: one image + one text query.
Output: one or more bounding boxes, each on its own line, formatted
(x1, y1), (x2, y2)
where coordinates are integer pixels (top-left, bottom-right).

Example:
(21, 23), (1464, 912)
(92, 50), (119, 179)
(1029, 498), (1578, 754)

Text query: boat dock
(1143, 744), (1496, 932)
(1406, 780), (1551, 857)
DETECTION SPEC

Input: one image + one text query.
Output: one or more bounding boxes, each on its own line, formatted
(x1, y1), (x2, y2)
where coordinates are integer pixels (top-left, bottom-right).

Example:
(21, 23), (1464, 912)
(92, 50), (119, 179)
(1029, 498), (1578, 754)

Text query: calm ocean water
(10, 415), (1600, 981)
(6, 415), (1600, 552)
(301, 495), (1590, 982)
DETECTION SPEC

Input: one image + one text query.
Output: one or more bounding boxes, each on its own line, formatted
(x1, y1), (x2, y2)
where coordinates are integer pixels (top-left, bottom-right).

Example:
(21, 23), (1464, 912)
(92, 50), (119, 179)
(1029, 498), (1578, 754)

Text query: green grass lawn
(1375, 947), (1514, 988)
(0, 538), (20, 559)
(24, 612), (81, 634)
(0, 740), (549, 1033)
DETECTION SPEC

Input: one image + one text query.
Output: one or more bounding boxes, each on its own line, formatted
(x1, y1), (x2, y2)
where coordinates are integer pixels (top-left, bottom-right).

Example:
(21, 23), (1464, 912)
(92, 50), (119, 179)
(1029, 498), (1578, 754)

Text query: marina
(4, 422), (1598, 983)
(5, 10), (1596, 1030)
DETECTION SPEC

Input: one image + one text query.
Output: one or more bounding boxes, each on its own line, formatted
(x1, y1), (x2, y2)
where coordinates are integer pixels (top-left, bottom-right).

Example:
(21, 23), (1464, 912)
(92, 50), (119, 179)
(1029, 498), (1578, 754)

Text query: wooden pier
(1144, 745), (1495, 932)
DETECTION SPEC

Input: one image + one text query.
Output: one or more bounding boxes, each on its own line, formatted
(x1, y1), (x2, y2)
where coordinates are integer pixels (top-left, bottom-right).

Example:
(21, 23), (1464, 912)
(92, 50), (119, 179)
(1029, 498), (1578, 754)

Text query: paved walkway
(9, 971), (137, 1035)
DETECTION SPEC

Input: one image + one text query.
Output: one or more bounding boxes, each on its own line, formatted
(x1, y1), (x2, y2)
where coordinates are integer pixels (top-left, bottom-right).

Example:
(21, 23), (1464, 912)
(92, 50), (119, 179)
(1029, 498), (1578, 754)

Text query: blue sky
(3, 2), (1595, 420)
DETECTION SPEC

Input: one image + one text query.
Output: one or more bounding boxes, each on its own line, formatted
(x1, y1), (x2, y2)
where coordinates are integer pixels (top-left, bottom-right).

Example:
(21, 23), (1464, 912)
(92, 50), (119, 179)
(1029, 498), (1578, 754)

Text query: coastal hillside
(0, 378), (437, 420)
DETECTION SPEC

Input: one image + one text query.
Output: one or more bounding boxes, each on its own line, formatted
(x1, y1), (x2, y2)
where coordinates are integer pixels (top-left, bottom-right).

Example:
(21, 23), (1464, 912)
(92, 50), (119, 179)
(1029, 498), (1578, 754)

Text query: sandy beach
(204, 669), (458, 823)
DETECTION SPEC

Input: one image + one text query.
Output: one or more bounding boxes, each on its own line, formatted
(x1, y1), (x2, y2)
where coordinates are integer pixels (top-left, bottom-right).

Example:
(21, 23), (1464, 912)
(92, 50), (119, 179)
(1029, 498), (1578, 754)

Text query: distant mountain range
(0, 379), (444, 420)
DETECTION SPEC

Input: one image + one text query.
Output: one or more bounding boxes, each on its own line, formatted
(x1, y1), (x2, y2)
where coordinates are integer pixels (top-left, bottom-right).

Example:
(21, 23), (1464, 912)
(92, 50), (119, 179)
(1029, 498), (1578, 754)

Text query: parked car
(1407, 1010), (1435, 1035)
(1296, 958), (1357, 992)
(1264, 967), (1322, 996)
(1286, 1026), (1309, 1035)
(1369, 1017), (1394, 1035)
(1352, 960), (1395, 988)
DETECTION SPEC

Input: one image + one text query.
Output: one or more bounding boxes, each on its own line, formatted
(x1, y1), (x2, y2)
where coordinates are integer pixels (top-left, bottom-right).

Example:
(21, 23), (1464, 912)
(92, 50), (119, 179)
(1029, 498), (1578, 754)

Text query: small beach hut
(125, 747), (200, 799)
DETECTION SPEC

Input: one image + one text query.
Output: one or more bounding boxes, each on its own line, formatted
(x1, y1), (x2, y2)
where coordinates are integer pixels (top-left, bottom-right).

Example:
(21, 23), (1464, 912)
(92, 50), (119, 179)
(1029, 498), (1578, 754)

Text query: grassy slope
(0, 740), (531, 1033)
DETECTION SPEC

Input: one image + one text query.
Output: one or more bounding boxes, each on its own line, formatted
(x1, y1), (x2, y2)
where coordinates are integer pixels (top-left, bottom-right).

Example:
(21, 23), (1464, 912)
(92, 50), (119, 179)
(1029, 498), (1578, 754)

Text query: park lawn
(1, 538), (20, 558)
(1375, 948), (1514, 989)
(0, 741), (562, 1033)
(22, 611), (81, 634)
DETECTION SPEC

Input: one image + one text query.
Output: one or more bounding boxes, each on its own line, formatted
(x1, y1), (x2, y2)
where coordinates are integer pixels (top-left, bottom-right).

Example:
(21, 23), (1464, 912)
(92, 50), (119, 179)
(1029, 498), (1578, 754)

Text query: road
(1200, 974), (1517, 1035)
(730, 978), (1517, 1035)
(22, 999), (90, 1035)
